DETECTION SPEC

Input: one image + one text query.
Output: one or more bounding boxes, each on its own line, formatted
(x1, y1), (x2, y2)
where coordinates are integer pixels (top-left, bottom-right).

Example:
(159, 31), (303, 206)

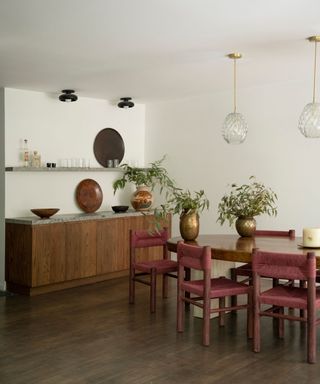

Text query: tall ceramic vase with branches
(113, 156), (176, 211)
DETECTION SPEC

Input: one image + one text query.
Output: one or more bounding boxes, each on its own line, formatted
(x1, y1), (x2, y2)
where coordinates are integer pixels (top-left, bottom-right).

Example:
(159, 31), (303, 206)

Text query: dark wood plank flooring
(0, 277), (320, 384)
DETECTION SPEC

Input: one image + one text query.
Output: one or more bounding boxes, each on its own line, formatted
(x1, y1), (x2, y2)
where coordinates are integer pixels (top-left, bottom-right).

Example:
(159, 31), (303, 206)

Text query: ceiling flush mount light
(59, 89), (78, 102)
(222, 53), (248, 144)
(299, 36), (320, 138)
(118, 97), (134, 108)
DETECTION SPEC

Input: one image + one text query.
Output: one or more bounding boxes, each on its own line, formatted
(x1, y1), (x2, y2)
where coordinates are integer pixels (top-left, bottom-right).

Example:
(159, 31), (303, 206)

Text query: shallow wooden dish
(31, 208), (60, 219)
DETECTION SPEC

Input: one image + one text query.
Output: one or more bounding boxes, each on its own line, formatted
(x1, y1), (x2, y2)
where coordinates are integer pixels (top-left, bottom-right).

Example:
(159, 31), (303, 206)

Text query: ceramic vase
(130, 185), (153, 211)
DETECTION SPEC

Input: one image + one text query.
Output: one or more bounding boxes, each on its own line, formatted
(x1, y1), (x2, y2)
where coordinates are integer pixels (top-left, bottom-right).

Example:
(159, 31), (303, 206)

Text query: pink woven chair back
(255, 229), (295, 238)
(252, 249), (315, 280)
(131, 228), (168, 249)
(177, 241), (211, 271)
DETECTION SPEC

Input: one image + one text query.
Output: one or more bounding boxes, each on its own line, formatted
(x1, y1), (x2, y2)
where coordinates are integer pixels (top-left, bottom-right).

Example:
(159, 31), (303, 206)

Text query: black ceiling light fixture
(59, 89), (78, 102)
(118, 97), (134, 108)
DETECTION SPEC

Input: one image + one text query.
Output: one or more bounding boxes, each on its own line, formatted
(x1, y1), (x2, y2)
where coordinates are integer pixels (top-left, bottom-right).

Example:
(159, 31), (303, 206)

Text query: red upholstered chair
(129, 228), (177, 313)
(176, 241), (253, 346)
(231, 229), (296, 283)
(252, 249), (320, 364)
(230, 229), (295, 307)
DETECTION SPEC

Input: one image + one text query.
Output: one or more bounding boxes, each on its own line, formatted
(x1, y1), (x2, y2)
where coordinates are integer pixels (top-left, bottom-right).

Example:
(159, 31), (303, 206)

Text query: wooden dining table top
(167, 234), (320, 268)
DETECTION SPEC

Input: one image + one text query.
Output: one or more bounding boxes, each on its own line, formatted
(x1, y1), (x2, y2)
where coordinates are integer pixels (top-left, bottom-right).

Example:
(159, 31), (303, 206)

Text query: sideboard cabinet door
(97, 217), (128, 274)
(65, 221), (97, 280)
(6, 223), (32, 286)
(32, 223), (66, 286)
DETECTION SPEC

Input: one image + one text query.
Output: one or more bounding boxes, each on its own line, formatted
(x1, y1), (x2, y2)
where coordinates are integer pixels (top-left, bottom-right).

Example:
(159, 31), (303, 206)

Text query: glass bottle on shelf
(31, 151), (41, 167)
(23, 139), (29, 167)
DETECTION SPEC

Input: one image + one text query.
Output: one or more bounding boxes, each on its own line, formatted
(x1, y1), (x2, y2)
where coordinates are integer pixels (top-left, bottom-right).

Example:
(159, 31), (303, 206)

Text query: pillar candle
(303, 227), (320, 247)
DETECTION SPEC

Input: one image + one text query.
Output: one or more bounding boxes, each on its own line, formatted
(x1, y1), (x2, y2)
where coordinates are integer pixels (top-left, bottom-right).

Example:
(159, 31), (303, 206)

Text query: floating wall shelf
(5, 167), (124, 172)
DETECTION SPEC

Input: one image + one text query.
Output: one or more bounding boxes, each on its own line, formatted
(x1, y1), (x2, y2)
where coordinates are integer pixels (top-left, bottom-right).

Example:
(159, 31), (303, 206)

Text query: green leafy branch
(113, 155), (176, 194)
(217, 176), (277, 226)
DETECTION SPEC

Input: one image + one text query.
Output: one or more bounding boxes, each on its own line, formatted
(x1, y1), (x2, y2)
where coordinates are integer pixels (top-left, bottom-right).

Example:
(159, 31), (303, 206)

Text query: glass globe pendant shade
(298, 102), (320, 138)
(222, 112), (248, 144)
(299, 36), (320, 138)
(222, 53), (247, 144)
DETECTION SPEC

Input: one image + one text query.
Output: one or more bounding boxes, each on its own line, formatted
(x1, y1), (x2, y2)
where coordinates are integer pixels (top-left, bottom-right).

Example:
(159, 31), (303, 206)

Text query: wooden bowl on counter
(30, 208), (60, 219)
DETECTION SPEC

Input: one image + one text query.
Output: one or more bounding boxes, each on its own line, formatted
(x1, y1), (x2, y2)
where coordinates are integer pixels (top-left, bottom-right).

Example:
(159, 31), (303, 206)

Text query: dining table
(167, 234), (320, 268)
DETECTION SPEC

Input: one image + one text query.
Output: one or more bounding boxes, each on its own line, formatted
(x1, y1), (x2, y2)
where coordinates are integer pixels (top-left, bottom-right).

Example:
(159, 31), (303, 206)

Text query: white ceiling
(1, 0), (320, 103)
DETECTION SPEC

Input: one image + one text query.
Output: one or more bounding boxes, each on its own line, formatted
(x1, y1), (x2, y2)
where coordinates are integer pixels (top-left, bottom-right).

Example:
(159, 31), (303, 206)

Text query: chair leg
(300, 280), (307, 319)
(307, 303), (316, 363)
(184, 267), (191, 311)
(219, 297), (225, 327)
(278, 307), (284, 339)
(150, 268), (157, 313)
(247, 290), (253, 339)
(287, 281), (295, 316)
(129, 268), (135, 304)
(203, 296), (211, 346)
(162, 274), (168, 299)
(230, 268), (237, 310)
(272, 278), (279, 287)
(272, 279), (281, 327)
(177, 289), (185, 333)
(253, 296), (260, 353)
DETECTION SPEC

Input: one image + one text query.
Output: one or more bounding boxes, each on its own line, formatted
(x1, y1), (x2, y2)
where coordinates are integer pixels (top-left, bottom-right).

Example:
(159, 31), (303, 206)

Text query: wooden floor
(0, 277), (320, 384)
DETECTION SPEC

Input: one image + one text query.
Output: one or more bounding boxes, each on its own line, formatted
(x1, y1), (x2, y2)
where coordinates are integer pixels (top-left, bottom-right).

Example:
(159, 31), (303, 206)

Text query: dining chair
(252, 248), (320, 364)
(230, 229), (295, 307)
(129, 228), (178, 313)
(176, 241), (253, 346)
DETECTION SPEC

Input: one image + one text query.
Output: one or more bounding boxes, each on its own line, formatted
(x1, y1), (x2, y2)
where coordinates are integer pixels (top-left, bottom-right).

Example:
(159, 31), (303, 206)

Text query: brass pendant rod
(227, 53), (241, 113)
(308, 36), (320, 103)
(313, 39), (318, 103)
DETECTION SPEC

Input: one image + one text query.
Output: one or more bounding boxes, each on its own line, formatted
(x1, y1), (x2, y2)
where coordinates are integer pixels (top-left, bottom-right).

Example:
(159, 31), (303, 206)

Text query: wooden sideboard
(5, 213), (171, 295)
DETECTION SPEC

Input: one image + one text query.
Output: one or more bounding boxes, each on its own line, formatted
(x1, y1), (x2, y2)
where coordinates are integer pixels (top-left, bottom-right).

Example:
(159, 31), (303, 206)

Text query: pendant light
(118, 97), (134, 108)
(59, 89), (78, 102)
(222, 53), (248, 144)
(299, 36), (320, 138)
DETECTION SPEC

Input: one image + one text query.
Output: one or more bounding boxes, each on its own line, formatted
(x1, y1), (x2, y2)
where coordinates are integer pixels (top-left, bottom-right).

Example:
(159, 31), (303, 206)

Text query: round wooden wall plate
(93, 128), (125, 167)
(76, 179), (103, 213)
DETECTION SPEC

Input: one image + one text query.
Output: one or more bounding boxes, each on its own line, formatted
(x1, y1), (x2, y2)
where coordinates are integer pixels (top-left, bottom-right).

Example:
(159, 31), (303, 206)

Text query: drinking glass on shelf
(80, 159), (90, 168)
(71, 158), (78, 167)
(60, 159), (68, 167)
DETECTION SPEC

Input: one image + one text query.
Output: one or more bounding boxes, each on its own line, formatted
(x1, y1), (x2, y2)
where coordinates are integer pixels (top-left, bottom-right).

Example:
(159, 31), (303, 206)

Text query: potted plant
(217, 176), (278, 237)
(113, 156), (176, 211)
(154, 188), (210, 241)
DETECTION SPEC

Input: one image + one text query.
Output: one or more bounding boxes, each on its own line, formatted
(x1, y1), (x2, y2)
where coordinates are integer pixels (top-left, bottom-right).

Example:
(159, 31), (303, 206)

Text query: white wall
(145, 80), (320, 237)
(5, 88), (146, 217)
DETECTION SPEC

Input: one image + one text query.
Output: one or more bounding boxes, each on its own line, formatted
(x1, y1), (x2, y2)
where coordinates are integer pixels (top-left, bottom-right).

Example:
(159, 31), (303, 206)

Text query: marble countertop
(6, 210), (152, 225)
